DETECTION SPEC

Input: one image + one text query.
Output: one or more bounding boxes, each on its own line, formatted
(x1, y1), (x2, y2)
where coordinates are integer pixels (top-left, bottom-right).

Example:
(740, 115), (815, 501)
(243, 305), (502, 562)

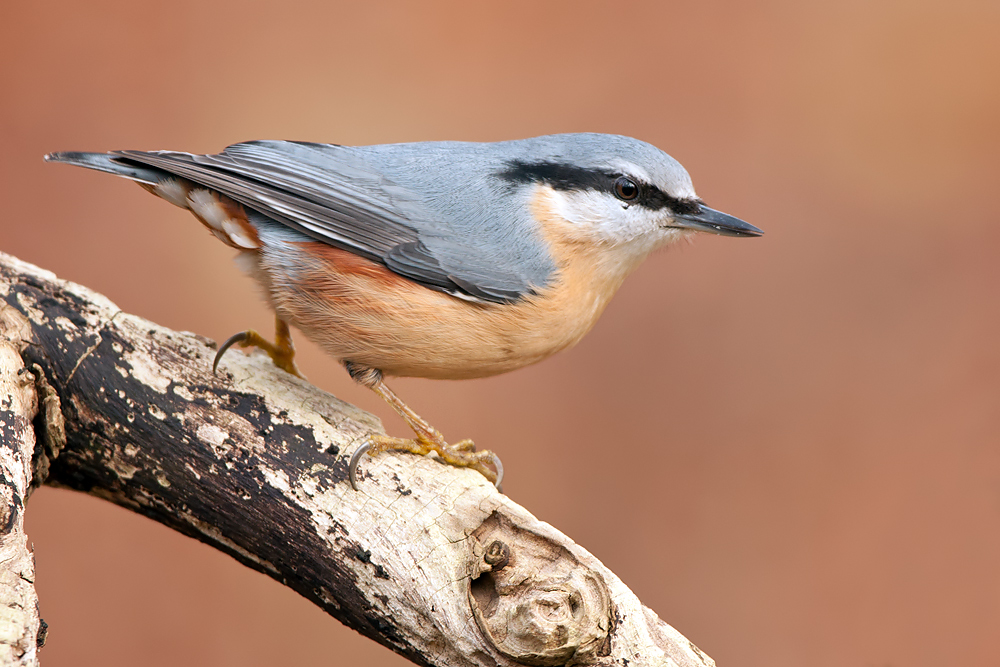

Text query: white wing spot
(187, 189), (228, 231)
(223, 219), (259, 249)
(155, 178), (191, 208)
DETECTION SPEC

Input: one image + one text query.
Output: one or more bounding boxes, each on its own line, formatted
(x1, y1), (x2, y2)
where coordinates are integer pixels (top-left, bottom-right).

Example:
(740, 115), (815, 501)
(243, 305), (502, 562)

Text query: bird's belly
(244, 243), (612, 380)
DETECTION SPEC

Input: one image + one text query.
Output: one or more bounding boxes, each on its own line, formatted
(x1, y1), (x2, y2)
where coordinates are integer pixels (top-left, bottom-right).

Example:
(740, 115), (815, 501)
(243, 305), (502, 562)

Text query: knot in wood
(470, 512), (611, 665)
(484, 540), (510, 570)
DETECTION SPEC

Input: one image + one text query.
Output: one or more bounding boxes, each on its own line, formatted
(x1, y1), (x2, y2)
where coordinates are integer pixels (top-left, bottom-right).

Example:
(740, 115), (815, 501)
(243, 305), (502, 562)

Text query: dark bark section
(0, 263), (422, 662)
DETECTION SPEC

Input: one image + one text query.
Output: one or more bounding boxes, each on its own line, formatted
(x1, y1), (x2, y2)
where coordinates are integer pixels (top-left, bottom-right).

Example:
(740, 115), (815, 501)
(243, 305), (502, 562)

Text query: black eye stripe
(640, 186), (702, 215)
(497, 160), (700, 214)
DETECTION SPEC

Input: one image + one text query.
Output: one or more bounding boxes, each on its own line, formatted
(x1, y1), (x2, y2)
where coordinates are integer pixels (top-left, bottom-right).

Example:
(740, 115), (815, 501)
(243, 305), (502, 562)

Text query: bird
(44, 133), (762, 490)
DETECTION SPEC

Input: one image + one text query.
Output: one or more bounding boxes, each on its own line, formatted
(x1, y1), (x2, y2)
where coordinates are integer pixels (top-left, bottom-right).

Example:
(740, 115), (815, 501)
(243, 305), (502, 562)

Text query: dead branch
(0, 251), (712, 667)
(0, 296), (44, 665)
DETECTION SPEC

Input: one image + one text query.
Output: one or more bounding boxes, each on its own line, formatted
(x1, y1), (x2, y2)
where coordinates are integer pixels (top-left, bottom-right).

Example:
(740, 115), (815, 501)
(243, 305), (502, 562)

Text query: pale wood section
(0, 311), (45, 665)
(0, 250), (713, 667)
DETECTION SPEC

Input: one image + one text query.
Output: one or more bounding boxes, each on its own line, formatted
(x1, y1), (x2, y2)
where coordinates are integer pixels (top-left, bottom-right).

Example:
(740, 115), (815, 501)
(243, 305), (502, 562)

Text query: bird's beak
(669, 205), (763, 237)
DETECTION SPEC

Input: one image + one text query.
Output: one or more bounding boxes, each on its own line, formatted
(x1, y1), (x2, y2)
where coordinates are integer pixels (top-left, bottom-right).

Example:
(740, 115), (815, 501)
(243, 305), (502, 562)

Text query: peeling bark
(0, 251), (713, 667)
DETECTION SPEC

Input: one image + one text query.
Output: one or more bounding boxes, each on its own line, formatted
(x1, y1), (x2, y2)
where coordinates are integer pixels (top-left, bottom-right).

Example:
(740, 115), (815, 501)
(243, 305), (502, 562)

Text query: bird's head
(497, 133), (762, 264)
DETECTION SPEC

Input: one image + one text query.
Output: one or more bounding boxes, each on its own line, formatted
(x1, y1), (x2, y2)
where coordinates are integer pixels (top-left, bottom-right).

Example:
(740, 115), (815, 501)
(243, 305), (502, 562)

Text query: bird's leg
(344, 361), (502, 490)
(213, 315), (304, 378)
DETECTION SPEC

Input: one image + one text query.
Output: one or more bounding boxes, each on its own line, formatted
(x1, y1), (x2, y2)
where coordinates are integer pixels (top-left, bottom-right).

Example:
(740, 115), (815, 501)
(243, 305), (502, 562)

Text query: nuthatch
(45, 134), (762, 489)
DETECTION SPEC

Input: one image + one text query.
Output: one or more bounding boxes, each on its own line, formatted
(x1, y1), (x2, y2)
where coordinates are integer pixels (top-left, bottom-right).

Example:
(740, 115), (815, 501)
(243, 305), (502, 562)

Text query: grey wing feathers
(384, 242), (456, 292)
(116, 143), (419, 264)
(385, 242), (525, 302)
(108, 141), (538, 302)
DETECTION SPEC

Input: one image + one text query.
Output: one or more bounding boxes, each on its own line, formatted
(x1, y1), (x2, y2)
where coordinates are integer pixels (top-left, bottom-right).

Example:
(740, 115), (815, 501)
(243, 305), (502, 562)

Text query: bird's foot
(343, 360), (503, 492)
(213, 317), (304, 378)
(349, 432), (503, 492)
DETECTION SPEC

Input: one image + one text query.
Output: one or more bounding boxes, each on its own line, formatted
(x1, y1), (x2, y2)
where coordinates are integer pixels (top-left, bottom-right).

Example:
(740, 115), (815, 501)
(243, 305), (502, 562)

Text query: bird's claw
(211, 326), (303, 377)
(491, 453), (504, 492)
(348, 441), (371, 491)
(348, 439), (503, 492)
(213, 331), (250, 374)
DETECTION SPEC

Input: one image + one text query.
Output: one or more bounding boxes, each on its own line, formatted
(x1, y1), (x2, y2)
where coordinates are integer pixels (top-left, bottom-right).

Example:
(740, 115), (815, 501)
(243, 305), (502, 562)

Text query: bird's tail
(45, 150), (264, 251)
(43, 151), (166, 185)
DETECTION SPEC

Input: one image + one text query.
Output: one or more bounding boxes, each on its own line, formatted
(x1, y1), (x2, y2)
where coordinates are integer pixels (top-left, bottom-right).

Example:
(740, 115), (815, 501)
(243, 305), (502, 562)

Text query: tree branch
(0, 294), (45, 665)
(0, 251), (712, 667)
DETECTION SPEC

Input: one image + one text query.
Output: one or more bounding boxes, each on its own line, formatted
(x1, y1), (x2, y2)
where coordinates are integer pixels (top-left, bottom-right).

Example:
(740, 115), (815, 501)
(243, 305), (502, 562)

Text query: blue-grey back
(104, 133), (686, 302)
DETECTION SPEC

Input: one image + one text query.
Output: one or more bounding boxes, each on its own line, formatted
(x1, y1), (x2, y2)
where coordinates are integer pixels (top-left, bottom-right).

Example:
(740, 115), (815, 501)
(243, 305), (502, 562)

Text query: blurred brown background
(2, 1), (998, 665)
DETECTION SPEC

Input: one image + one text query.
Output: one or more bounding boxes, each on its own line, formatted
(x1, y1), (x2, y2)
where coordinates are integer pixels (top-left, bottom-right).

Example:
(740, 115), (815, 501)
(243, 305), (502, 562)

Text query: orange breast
(247, 187), (643, 379)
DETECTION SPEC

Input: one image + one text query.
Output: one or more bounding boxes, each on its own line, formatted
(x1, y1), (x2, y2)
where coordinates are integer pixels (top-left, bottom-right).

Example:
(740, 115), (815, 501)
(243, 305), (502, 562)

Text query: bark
(0, 297), (46, 665)
(0, 251), (713, 667)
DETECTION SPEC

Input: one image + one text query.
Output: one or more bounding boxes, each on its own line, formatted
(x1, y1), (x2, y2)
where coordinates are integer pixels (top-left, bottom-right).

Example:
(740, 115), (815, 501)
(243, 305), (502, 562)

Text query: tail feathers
(46, 150), (264, 251)
(44, 151), (166, 185)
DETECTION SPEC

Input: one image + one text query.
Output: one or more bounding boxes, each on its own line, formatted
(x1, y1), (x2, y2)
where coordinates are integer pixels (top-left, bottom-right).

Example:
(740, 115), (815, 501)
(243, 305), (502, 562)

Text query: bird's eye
(614, 177), (639, 201)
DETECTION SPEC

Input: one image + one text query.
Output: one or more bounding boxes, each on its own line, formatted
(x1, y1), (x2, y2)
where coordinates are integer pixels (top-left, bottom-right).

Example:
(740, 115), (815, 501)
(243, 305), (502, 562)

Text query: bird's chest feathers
(525, 188), (652, 316)
(246, 188), (655, 378)
(497, 188), (654, 355)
